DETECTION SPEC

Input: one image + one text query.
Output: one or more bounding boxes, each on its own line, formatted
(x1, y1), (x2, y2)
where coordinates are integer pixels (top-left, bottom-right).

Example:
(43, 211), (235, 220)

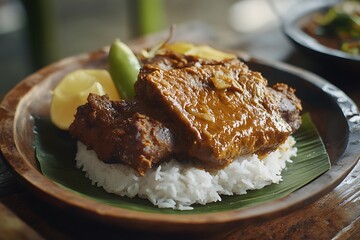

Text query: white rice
(75, 137), (297, 210)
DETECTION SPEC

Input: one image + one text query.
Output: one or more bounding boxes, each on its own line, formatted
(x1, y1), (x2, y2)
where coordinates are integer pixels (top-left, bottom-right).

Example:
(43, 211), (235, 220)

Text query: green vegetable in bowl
(312, 0), (360, 55)
(317, 4), (359, 37)
(109, 39), (141, 99)
(341, 39), (360, 54)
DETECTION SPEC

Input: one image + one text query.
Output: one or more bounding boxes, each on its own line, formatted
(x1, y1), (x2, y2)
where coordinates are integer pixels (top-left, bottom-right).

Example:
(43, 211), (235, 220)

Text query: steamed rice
(75, 136), (297, 210)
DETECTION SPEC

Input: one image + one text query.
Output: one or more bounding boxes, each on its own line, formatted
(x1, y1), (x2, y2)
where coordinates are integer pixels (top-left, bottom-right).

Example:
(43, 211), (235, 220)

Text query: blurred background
(0, 0), (300, 97)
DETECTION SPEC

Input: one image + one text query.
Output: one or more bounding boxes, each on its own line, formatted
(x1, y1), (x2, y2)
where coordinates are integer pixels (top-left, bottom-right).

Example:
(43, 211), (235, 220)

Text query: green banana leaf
(34, 113), (330, 214)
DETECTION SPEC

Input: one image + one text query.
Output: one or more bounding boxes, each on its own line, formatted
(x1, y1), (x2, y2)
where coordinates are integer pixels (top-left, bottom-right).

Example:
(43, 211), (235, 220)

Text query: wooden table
(0, 22), (359, 240)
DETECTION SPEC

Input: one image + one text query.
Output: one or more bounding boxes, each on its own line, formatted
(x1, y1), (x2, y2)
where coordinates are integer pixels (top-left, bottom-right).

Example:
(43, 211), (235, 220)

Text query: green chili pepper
(109, 39), (141, 99)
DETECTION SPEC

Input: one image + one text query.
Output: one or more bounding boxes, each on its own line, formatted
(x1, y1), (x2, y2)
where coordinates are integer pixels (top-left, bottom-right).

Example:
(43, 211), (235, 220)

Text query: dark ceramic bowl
(282, 0), (360, 75)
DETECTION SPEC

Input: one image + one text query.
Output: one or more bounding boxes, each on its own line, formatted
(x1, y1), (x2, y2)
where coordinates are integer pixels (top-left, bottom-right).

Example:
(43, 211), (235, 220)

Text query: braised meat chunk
(69, 94), (176, 175)
(136, 58), (302, 169)
(269, 83), (302, 132)
(136, 51), (242, 100)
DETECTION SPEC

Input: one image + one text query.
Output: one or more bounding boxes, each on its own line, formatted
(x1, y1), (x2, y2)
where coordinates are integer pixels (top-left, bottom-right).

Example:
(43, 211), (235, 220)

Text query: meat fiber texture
(135, 52), (302, 170)
(69, 94), (175, 175)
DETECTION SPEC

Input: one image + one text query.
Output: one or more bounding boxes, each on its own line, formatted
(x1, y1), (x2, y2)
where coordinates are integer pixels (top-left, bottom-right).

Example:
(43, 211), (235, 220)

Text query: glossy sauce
(145, 63), (293, 168)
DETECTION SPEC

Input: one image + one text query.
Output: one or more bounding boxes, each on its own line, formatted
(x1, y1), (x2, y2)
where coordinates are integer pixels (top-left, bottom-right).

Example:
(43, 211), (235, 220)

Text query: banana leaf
(34, 113), (330, 214)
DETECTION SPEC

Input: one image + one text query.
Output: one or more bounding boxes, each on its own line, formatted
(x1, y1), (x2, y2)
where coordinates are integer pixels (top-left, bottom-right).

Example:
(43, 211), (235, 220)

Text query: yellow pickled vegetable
(50, 69), (120, 130)
(162, 42), (237, 61)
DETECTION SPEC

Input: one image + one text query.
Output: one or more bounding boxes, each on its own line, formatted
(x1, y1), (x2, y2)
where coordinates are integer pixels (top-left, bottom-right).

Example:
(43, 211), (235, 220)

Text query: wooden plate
(0, 49), (359, 234)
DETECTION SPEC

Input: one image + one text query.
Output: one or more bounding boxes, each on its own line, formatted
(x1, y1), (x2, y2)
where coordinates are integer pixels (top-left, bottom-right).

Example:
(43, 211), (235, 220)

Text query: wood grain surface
(0, 201), (43, 240)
